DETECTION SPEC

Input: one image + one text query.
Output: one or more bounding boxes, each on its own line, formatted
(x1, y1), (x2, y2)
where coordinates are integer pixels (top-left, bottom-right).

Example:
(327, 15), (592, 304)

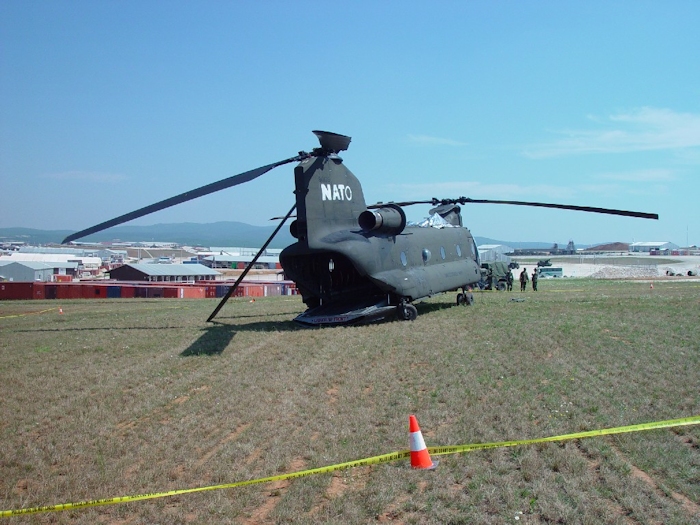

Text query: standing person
(506, 269), (514, 291)
(532, 268), (538, 291)
(519, 268), (529, 292)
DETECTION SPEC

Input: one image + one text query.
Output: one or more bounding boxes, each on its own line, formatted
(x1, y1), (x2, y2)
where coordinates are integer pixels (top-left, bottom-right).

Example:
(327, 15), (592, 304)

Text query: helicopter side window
(422, 249), (431, 263)
(456, 244), (462, 257)
(400, 251), (408, 266)
(440, 247), (446, 260)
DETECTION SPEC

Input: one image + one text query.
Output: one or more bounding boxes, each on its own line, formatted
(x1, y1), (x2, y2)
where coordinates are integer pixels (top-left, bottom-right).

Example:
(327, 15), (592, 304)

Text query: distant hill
(584, 242), (629, 251)
(0, 222), (296, 249)
(1, 224), (587, 250)
(0, 227), (75, 246)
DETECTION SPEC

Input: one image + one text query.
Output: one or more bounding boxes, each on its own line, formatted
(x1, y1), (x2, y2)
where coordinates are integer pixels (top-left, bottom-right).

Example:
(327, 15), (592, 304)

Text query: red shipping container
(244, 284), (264, 297)
(44, 284), (58, 299)
(163, 287), (179, 298)
(81, 285), (96, 299)
(146, 287), (164, 298)
(54, 274), (72, 283)
(120, 285), (136, 298)
(182, 287), (205, 299)
(33, 282), (46, 299)
(0, 282), (34, 300)
(56, 284), (82, 300)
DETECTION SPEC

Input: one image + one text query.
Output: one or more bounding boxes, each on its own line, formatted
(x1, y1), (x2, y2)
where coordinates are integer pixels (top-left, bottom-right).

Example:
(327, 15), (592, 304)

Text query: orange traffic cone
(58, 307), (63, 315)
(650, 283), (654, 290)
(409, 415), (437, 469)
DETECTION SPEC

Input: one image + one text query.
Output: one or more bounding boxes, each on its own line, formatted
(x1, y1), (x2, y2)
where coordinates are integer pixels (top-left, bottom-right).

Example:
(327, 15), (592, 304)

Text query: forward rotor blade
(370, 197), (658, 220)
(207, 204), (296, 323)
(62, 154), (309, 244)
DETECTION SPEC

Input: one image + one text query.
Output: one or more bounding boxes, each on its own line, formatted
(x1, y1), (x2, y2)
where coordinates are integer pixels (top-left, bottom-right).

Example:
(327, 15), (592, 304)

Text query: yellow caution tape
(0, 308), (55, 320)
(2, 415), (698, 518)
(427, 415), (700, 456)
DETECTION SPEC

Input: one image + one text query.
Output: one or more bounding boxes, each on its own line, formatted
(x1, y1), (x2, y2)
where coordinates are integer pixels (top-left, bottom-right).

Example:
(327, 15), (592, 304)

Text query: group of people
(505, 267), (538, 291)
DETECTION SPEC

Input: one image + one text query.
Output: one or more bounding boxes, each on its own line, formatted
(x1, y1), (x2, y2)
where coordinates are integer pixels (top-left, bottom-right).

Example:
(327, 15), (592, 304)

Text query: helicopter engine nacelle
(358, 203), (406, 236)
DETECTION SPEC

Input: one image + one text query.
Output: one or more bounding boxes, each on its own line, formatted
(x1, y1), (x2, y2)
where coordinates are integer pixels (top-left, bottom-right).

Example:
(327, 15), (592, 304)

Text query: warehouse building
(109, 263), (220, 283)
(202, 254), (281, 270)
(0, 261), (79, 282)
(629, 241), (679, 253)
(477, 244), (514, 263)
(0, 253), (102, 273)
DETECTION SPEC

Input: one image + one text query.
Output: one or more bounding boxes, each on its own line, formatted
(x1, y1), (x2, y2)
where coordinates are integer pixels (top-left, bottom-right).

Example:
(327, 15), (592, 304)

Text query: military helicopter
(62, 131), (658, 326)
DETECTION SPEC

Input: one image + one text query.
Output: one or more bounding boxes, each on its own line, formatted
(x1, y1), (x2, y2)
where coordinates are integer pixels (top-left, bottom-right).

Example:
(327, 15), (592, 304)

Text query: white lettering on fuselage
(321, 183), (353, 201)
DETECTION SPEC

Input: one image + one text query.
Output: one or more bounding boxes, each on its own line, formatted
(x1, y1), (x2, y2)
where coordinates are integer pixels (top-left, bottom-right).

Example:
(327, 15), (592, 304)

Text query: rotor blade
(62, 154), (309, 244)
(367, 199), (435, 209)
(207, 204), (296, 323)
(369, 197), (658, 220)
(460, 198), (658, 220)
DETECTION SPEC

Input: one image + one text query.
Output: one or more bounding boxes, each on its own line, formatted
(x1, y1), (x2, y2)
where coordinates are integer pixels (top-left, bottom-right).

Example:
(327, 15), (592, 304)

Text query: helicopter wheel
(457, 292), (474, 306)
(398, 303), (418, 321)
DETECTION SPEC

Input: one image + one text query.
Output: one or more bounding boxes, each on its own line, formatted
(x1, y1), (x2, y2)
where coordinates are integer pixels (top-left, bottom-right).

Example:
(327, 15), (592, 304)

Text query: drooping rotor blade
(207, 204), (296, 323)
(62, 154), (310, 244)
(458, 198), (658, 219)
(370, 197), (658, 220)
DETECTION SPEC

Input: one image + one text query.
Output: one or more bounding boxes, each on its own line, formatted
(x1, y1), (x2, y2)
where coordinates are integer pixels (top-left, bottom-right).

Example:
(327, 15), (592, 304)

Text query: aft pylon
(409, 415), (437, 470)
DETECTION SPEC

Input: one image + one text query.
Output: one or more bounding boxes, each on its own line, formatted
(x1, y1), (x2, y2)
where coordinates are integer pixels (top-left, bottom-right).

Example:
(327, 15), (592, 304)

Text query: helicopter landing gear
(397, 301), (418, 321)
(456, 289), (474, 306)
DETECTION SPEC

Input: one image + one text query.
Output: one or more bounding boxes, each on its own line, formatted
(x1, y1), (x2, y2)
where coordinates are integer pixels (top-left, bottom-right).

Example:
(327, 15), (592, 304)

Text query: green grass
(1, 280), (699, 524)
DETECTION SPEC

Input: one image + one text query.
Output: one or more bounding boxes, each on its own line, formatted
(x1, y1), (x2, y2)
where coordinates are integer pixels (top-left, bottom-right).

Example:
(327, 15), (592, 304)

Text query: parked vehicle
(479, 261), (511, 290)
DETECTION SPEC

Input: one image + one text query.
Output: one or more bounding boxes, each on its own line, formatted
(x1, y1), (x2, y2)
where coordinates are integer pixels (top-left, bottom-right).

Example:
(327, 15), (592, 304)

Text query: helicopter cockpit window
(422, 249), (431, 263)
(456, 244), (462, 257)
(400, 251), (408, 266)
(440, 247), (446, 260)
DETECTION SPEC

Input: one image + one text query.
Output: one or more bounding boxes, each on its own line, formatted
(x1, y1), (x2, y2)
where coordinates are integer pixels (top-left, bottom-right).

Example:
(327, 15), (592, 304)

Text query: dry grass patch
(1, 282), (699, 524)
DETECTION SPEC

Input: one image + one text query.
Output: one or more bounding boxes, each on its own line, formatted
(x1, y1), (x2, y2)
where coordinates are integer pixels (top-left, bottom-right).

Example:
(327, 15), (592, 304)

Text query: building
(0, 253), (102, 275)
(477, 244), (514, 263)
(629, 241), (679, 253)
(108, 263), (220, 283)
(202, 254), (281, 270)
(0, 261), (79, 282)
(200, 247), (282, 269)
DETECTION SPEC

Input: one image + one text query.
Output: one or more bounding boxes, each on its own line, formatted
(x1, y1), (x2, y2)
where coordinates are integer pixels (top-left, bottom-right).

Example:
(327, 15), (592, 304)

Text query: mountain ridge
(1, 223), (590, 250)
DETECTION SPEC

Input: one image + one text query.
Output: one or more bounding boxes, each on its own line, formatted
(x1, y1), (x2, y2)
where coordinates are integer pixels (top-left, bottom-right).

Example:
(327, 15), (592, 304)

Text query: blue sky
(1, 1), (699, 246)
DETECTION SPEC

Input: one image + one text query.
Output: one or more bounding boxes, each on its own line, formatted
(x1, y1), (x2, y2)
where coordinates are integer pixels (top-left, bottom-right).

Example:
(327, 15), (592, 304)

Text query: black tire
(456, 293), (465, 306)
(466, 292), (474, 305)
(398, 303), (418, 321)
(496, 281), (507, 292)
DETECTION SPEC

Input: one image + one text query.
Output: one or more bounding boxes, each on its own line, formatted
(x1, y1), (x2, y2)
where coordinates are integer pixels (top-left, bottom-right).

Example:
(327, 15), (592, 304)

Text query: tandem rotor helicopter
(63, 131), (658, 327)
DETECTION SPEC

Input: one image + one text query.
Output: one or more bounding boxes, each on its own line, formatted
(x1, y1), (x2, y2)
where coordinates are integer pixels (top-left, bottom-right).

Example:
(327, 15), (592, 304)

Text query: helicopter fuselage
(279, 152), (481, 325)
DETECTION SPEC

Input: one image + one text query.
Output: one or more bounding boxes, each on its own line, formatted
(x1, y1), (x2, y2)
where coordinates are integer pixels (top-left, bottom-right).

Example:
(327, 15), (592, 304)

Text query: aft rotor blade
(207, 204), (296, 323)
(62, 154), (309, 244)
(462, 198), (658, 219)
(370, 197), (658, 220)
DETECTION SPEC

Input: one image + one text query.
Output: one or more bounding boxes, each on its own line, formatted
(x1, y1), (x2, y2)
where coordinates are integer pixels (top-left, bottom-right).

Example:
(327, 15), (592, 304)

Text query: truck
(479, 261), (514, 291)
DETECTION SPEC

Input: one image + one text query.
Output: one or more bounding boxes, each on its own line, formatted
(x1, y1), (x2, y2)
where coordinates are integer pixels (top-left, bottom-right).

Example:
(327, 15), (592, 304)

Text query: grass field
(1, 279), (699, 524)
